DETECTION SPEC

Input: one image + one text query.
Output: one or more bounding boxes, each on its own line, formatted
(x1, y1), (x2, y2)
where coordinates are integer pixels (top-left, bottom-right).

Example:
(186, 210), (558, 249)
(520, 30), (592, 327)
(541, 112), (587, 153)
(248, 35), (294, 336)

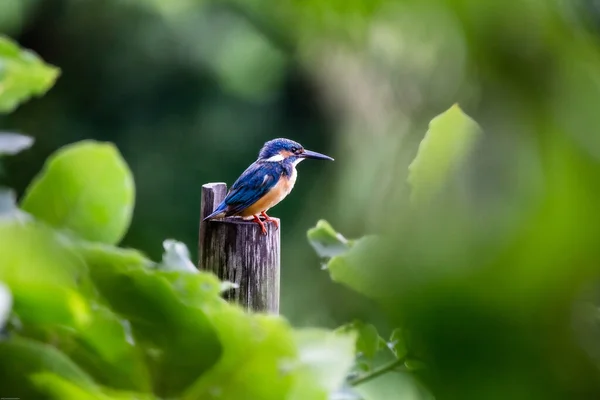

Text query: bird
(203, 138), (334, 235)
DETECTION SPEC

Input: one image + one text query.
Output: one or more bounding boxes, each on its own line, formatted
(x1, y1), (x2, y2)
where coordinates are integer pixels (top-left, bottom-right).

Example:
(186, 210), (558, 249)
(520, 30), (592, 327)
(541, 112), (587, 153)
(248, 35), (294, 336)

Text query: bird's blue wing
(221, 161), (281, 216)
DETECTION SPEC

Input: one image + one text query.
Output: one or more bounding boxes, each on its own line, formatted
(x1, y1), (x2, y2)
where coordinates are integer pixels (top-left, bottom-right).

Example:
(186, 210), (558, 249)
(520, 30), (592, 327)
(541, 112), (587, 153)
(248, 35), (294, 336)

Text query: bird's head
(258, 138), (334, 164)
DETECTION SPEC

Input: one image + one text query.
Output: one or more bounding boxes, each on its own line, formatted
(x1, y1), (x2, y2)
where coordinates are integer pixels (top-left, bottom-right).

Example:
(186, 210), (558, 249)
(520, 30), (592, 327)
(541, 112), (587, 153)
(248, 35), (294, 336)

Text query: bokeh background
(0, 0), (379, 329)
(6, 2), (600, 398)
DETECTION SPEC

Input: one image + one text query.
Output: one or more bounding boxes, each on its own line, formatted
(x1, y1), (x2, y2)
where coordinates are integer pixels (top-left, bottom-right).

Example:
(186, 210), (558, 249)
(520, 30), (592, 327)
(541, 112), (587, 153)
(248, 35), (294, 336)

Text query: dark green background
(0, 0), (374, 328)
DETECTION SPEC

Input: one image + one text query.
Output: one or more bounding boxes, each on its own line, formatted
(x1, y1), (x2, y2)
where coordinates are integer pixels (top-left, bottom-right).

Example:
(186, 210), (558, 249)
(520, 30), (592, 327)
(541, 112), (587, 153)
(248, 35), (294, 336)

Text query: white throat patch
(264, 154), (285, 162)
(292, 157), (305, 166)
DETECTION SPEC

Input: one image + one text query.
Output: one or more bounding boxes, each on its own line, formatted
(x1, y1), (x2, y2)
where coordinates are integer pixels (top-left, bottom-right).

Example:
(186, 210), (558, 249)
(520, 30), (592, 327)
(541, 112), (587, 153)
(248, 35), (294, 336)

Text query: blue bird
(203, 138), (334, 234)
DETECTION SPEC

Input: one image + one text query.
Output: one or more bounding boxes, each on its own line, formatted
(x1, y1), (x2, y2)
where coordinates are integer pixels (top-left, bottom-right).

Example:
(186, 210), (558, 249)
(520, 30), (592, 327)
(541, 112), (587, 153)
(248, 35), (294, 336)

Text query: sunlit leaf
(0, 35), (59, 113)
(407, 103), (482, 204)
(0, 218), (87, 286)
(0, 219), (91, 328)
(20, 140), (135, 244)
(14, 283), (90, 329)
(32, 373), (158, 400)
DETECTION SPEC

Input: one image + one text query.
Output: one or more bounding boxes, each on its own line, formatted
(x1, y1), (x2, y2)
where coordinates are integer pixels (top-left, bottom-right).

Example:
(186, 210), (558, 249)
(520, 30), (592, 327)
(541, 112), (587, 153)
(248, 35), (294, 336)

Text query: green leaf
(288, 329), (357, 400)
(308, 221), (391, 301)
(79, 244), (222, 397)
(0, 35), (60, 113)
(353, 372), (432, 400)
(32, 373), (159, 400)
(60, 305), (152, 392)
(162, 269), (354, 399)
(182, 311), (297, 400)
(336, 320), (381, 359)
(0, 336), (96, 399)
(183, 312), (356, 400)
(307, 220), (353, 259)
(20, 140), (135, 244)
(0, 219), (91, 328)
(13, 283), (90, 328)
(388, 329), (407, 360)
(327, 235), (387, 300)
(158, 269), (234, 312)
(0, 132), (33, 155)
(407, 103), (482, 204)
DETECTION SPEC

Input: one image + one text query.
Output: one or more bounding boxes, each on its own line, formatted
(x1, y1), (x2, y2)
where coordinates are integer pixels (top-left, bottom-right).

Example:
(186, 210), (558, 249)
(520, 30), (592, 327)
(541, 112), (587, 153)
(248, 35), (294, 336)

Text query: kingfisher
(203, 138), (334, 234)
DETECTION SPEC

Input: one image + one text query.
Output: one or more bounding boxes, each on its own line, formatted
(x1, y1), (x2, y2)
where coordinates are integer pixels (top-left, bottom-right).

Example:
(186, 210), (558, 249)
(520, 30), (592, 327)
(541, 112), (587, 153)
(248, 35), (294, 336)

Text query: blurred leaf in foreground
(309, 220), (389, 301)
(307, 220), (354, 259)
(21, 140), (135, 245)
(32, 372), (158, 400)
(0, 219), (90, 328)
(388, 329), (407, 360)
(62, 304), (152, 392)
(336, 320), (382, 360)
(0, 35), (59, 113)
(407, 104), (482, 204)
(80, 243), (222, 397)
(0, 336), (96, 399)
(288, 329), (357, 400)
(180, 273), (356, 400)
(354, 372), (432, 400)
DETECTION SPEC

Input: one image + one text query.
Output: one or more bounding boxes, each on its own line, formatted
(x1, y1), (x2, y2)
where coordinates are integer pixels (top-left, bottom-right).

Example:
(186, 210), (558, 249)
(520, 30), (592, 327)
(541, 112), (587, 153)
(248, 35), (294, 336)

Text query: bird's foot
(260, 211), (279, 230)
(253, 214), (268, 235)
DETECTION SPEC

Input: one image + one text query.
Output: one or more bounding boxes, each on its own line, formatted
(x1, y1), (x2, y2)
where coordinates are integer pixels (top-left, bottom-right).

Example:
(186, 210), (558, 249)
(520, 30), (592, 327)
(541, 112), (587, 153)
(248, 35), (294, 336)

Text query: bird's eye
(290, 147), (298, 152)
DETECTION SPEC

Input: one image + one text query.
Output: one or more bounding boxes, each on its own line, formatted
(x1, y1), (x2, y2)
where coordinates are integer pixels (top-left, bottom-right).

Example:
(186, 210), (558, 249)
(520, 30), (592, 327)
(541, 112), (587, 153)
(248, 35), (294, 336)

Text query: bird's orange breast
(240, 169), (297, 217)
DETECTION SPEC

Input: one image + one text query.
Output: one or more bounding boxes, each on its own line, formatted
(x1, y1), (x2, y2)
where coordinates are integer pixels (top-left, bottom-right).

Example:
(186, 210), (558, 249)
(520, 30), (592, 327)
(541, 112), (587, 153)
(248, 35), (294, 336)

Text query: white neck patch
(292, 157), (305, 166)
(263, 154), (285, 162)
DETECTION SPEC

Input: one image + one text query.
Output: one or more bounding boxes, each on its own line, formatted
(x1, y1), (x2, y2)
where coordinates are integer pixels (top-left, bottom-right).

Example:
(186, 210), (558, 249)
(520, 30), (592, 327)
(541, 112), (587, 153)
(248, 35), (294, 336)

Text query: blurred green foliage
(0, 35), (59, 113)
(21, 140), (135, 244)
(0, 38), (356, 399)
(4, 0), (600, 399)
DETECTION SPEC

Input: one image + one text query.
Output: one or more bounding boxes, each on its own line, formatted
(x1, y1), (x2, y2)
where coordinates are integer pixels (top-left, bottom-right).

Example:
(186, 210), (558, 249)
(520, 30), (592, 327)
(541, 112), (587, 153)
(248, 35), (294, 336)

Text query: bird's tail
(203, 202), (228, 221)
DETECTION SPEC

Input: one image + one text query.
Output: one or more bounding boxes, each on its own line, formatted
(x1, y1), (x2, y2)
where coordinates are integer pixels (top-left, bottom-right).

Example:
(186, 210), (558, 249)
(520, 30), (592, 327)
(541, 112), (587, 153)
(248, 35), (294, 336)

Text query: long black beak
(301, 149), (334, 161)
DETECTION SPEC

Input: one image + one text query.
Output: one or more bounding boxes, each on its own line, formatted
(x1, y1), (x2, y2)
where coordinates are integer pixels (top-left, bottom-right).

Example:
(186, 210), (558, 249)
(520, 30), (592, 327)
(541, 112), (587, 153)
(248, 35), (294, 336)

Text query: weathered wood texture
(198, 182), (280, 314)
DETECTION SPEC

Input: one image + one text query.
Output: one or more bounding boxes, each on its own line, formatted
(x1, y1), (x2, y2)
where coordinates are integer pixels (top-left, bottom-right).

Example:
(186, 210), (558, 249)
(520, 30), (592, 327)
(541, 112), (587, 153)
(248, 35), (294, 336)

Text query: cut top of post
(199, 182), (228, 251)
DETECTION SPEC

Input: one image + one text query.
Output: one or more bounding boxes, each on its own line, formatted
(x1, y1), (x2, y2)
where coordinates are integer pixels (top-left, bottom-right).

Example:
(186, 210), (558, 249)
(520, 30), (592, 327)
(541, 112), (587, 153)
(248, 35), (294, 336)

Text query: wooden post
(198, 182), (280, 313)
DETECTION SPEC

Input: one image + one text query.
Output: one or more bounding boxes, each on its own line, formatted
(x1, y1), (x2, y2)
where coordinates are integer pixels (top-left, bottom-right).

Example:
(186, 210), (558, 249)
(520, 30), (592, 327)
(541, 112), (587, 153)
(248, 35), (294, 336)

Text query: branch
(348, 358), (406, 387)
